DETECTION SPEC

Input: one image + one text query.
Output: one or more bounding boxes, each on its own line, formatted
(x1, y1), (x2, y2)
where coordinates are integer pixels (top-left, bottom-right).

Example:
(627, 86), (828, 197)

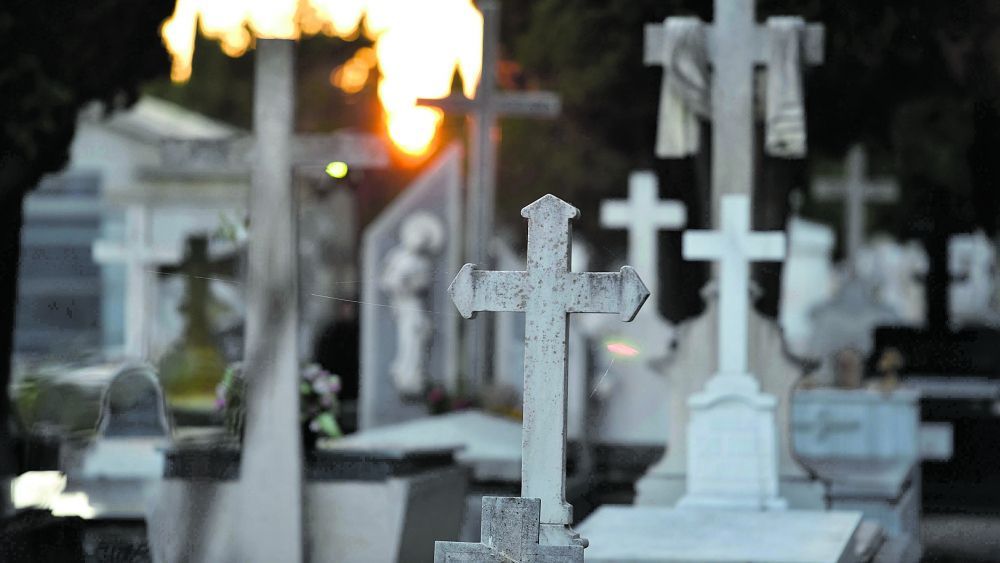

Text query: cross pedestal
(812, 144), (899, 269)
(434, 497), (583, 562)
(418, 0), (561, 392)
(445, 194), (649, 550)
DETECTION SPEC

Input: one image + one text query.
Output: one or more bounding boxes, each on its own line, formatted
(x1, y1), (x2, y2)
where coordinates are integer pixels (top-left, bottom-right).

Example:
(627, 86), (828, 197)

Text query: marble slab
(579, 506), (862, 563)
(329, 410), (521, 482)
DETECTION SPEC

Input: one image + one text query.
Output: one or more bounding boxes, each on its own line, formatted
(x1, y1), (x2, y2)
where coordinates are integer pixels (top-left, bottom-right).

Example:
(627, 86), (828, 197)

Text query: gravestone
(779, 214), (836, 357)
(359, 143), (462, 429)
(95, 364), (171, 440)
(855, 237), (927, 325)
(804, 279), (901, 387)
(418, 0), (561, 393)
(949, 230), (1000, 327)
(591, 171), (685, 445)
(76, 363), (171, 498)
(437, 194), (649, 556)
(812, 145), (899, 271)
(636, 200), (825, 509)
(676, 195), (787, 509)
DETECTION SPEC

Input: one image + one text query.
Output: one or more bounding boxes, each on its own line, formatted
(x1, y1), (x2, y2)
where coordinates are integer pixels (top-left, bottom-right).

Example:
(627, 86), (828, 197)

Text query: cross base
(434, 497), (584, 562)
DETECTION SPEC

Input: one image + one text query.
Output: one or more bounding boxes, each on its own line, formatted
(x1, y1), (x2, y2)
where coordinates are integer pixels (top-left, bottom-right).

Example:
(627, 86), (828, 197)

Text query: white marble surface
(331, 410), (521, 482)
(579, 506), (862, 563)
(681, 373), (785, 510)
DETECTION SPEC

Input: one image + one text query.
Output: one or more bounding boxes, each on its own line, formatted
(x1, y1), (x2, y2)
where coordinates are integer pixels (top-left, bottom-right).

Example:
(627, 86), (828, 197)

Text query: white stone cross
(449, 194), (649, 544)
(812, 144), (899, 269)
(92, 204), (179, 360)
(645, 0), (823, 218)
(683, 194), (785, 375)
(601, 171), (686, 311)
(418, 0), (561, 266)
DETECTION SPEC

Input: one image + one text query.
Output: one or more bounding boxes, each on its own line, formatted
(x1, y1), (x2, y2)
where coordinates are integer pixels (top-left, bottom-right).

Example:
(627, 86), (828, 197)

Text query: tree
(0, 0), (175, 479)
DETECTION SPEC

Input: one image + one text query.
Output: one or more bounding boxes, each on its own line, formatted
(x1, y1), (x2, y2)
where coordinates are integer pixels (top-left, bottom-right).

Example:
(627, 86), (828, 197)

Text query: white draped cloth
(765, 17), (807, 158)
(654, 17), (710, 158)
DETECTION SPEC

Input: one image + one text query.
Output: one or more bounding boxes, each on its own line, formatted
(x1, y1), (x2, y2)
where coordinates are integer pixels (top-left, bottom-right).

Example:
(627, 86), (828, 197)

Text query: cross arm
(449, 264), (528, 318)
(599, 201), (630, 228)
(811, 177), (846, 200)
(564, 267), (649, 321)
(291, 133), (390, 168)
(644, 21), (824, 66)
(417, 93), (478, 115)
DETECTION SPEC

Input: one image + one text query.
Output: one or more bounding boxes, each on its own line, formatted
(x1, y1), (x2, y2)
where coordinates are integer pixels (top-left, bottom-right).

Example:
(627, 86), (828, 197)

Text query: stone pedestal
(635, 295), (826, 509)
(678, 373), (786, 510)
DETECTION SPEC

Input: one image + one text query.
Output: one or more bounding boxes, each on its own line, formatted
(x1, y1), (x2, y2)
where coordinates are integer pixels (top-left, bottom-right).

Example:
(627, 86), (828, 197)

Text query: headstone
(812, 145), (899, 270)
(949, 230), (1000, 327)
(674, 195), (787, 509)
(855, 236), (927, 325)
(95, 364), (171, 440)
(804, 279), (901, 387)
(590, 171), (685, 445)
(359, 144), (462, 429)
(439, 193), (649, 555)
(92, 204), (180, 360)
(637, 203), (825, 507)
(418, 0), (561, 393)
(67, 364), (170, 527)
(779, 214), (836, 357)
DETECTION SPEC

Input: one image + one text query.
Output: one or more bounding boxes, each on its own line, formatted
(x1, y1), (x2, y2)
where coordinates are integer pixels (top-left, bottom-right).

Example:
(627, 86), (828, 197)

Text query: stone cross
(449, 194), (649, 545)
(600, 171), (686, 311)
(92, 204), (178, 359)
(418, 0), (561, 391)
(645, 0), (823, 218)
(231, 38), (304, 562)
(812, 144), (899, 269)
(683, 194), (785, 375)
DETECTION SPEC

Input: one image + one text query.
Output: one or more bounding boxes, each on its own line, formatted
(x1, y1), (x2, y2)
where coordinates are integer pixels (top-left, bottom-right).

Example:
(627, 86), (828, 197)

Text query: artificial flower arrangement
(215, 362), (343, 449)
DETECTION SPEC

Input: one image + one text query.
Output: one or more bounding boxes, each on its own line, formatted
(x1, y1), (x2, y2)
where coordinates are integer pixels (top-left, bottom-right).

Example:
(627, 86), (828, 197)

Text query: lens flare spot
(606, 341), (640, 358)
(325, 161), (349, 178)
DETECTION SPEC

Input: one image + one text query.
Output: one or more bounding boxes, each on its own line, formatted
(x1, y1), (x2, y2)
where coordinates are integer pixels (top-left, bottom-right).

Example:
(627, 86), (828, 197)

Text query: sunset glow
(160, 0), (484, 156)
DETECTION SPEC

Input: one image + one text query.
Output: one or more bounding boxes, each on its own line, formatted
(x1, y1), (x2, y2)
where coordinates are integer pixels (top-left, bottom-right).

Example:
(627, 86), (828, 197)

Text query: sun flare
(160, 0), (483, 157)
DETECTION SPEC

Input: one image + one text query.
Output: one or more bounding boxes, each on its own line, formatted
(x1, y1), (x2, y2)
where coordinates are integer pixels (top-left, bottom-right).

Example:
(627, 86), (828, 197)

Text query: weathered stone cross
(812, 144), (899, 270)
(601, 171), (686, 312)
(215, 40), (383, 562)
(448, 194), (649, 549)
(92, 204), (179, 359)
(683, 194), (786, 375)
(645, 0), (823, 217)
(419, 0), (561, 266)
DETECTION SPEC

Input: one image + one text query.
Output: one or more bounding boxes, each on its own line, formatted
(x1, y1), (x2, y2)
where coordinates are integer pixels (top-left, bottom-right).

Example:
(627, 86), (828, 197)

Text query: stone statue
(380, 212), (445, 397)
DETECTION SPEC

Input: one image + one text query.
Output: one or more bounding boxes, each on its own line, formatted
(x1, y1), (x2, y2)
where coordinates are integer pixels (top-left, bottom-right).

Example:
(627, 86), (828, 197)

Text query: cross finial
(683, 195), (785, 375)
(448, 194), (648, 545)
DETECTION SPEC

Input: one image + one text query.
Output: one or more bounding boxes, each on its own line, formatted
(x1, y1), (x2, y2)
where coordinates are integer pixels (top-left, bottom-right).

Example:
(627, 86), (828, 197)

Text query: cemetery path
(921, 514), (1000, 562)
